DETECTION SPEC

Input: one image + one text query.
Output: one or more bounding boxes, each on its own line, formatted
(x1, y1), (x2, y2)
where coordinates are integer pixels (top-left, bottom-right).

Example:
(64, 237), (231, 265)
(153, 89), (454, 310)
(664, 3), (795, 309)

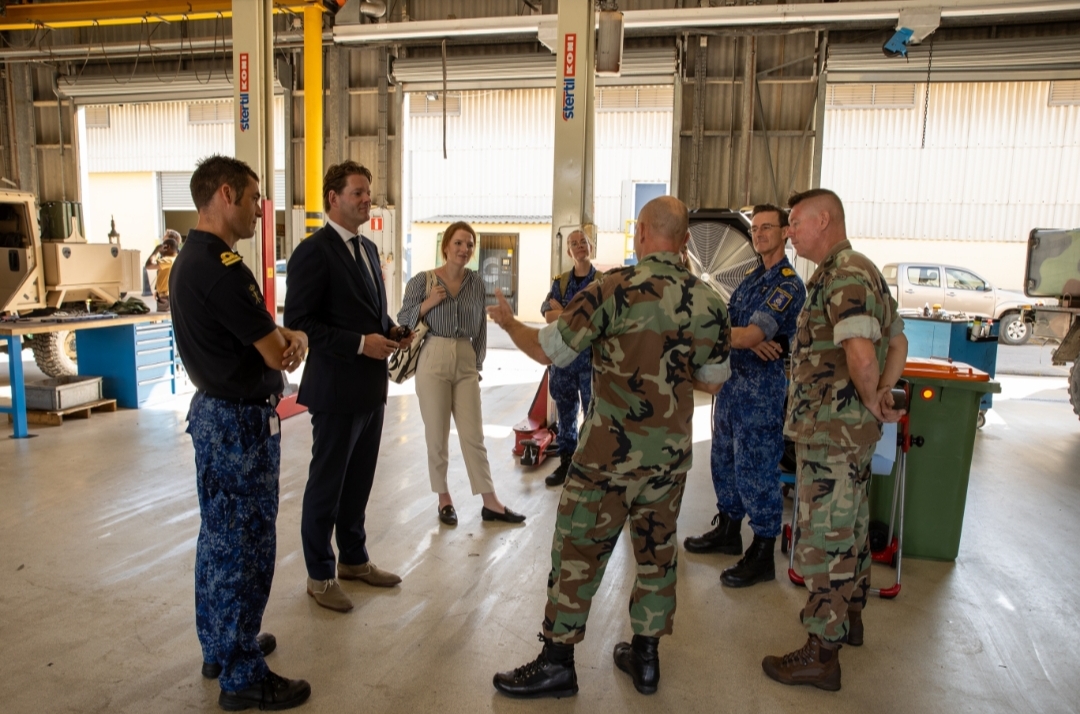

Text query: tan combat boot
(761, 634), (841, 691)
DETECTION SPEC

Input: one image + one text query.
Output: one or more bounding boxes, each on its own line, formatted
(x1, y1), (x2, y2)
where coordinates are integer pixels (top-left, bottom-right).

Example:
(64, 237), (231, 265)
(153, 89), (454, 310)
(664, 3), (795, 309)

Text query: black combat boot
(493, 634), (578, 699)
(683, 512), (742, 554)
(545, 454), (573, 487)
(613, 634), (660, 694)
(720, 535), (776, 587)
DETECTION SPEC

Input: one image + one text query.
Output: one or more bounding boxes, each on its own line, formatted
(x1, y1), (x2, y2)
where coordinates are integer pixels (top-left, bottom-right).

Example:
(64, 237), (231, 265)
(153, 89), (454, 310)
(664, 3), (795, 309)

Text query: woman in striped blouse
(397, 221), (526, 527)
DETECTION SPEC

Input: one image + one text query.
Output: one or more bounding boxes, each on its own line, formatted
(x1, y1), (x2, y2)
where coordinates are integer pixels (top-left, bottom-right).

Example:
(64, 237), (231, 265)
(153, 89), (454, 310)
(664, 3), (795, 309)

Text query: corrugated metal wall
(83, 97), (286, 174)
(821, 80), (1080, 243)
(408, 87), (671, 231)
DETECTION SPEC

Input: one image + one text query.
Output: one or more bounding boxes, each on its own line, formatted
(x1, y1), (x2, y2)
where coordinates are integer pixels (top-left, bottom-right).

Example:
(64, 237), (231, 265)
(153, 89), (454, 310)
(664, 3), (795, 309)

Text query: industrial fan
(686, 209), (759, 302)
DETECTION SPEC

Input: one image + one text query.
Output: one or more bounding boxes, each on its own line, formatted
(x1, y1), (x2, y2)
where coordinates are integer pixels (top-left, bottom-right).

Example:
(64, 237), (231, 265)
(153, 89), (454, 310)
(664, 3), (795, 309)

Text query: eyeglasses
(750, 223), (780, 234)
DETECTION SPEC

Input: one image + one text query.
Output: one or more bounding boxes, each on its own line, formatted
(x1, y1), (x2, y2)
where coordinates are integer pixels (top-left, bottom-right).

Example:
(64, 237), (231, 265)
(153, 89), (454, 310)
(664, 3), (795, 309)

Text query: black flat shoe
(482, 506), (526, 524)
(439, 504), (458, 526)
(202, 632), (277, 679)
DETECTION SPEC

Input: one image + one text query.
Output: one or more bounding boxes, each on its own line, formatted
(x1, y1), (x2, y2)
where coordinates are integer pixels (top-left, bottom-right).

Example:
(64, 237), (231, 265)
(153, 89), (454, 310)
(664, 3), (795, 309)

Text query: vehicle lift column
(232, 0), (307, 418)
(550, 2), (597, 278)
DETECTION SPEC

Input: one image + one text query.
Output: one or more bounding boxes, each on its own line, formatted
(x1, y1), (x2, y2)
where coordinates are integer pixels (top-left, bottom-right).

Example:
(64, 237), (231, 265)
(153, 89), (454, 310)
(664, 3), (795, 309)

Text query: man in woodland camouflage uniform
(762, 188), (908, 691)
(486, 196), (731, 698)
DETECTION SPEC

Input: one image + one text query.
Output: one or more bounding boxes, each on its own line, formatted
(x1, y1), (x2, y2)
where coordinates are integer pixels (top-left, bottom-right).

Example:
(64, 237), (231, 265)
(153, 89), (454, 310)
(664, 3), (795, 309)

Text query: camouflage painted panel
(1026, 228), (1080, 299)
(785, 245), (896, 447)
(557, 253), (731, 475)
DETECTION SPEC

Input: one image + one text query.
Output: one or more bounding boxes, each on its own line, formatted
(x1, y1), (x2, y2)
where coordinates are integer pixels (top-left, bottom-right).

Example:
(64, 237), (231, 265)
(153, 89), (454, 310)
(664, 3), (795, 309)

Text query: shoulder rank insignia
(781, 267), (796, 277)
(745, 265), (757, 275)
(220, 252), (242, 267)
(766, 286), (794, 312)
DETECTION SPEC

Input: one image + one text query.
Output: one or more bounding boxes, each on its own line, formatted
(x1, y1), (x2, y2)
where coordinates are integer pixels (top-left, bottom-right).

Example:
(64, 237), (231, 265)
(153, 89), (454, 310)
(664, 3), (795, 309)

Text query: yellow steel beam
(303, 4), (324, 238)
(0, 1), (318, 32)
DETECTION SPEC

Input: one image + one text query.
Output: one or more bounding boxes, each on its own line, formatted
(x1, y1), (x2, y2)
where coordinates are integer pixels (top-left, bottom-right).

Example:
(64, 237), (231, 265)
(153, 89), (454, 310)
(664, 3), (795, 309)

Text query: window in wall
(84, 105), (110, 128)
(827, 83), (916, 109)
(598, 86), (674, 112)
(188, 100), (233, 124)
(411, 92), (462, 116)
(1049, 80), (1080, 106)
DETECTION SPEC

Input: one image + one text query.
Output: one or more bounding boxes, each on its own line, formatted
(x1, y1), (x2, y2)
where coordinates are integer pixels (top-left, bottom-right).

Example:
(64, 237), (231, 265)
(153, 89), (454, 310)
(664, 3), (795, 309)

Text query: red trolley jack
(512, 370), (557, 466)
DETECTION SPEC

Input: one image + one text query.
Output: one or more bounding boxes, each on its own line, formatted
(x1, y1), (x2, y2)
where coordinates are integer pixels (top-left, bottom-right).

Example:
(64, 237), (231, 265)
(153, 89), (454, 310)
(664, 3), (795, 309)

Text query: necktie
(349, 235), (388, 330)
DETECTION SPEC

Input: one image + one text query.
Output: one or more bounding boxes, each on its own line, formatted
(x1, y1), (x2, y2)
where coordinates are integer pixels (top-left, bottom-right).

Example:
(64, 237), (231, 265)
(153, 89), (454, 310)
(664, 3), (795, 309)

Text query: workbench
(1, 313), (170, 438)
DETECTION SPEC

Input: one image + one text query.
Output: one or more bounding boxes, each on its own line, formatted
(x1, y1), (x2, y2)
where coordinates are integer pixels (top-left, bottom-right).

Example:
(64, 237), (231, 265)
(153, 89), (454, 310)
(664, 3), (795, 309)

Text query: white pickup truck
(881, 262), (1035, 344)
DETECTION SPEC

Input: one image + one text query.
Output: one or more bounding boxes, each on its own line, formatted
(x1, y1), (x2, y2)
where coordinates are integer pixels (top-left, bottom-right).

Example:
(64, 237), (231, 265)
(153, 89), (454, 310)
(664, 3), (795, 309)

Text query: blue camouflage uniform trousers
(549, 350), (592, 457)
(712, 373), (787, 537)
(711, 259), (803, 538)
(187, 392), (280, 691)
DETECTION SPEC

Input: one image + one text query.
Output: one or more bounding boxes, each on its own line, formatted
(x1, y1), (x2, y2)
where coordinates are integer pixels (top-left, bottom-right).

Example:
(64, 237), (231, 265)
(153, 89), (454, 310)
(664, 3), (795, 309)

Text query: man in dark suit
(285, 161), (412, 613)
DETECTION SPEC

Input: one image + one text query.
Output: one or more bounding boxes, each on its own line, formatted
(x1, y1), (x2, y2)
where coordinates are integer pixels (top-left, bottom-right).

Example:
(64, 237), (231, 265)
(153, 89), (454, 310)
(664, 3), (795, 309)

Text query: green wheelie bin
(869, 357), (1001, 561)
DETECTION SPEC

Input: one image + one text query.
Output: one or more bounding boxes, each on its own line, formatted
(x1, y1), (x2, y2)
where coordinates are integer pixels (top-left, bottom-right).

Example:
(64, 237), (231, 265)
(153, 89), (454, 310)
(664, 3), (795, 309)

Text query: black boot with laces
(493, 633), (578, 699)
(545, 454), (573, 487)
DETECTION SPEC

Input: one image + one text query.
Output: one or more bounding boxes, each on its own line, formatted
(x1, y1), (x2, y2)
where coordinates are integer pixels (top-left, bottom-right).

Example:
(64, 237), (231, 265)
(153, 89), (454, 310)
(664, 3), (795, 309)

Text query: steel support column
(304, 5), (325, 239)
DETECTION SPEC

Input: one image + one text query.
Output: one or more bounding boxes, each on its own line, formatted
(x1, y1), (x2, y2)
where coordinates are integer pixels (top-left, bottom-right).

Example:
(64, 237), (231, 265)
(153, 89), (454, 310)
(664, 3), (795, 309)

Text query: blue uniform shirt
(727, 257), (805, 387)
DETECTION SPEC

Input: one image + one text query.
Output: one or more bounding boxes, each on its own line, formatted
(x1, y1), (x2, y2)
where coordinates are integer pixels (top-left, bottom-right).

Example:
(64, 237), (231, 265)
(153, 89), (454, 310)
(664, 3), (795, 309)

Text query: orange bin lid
(902, 357), (990, 382)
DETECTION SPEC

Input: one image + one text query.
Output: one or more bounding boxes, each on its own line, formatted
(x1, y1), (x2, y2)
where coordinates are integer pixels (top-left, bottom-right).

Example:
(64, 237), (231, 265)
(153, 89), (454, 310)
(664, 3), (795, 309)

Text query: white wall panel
(823, 80), (1080, 254)
(408, 87), (672, 233)
(82, 97), (286, 174)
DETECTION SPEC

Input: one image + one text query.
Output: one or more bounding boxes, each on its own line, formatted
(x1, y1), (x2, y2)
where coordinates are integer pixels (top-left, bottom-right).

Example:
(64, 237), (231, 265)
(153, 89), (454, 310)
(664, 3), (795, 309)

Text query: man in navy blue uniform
(170, 154), (311, 711)
(684, 204), (806, 588)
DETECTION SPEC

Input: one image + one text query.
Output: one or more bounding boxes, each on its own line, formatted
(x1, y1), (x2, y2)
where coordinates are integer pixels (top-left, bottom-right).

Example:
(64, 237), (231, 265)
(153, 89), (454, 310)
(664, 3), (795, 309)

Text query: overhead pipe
(0, 1), (313, 32)
(332, 0), (1080, 44)
(0, 33), (332, 62)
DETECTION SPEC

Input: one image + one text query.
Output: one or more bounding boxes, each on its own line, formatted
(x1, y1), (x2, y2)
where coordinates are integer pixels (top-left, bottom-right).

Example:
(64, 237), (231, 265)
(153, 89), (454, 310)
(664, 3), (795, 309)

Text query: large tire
(31, 331), (78, 378)
(999, 312), (1031, 346)
(1070, 360), (1080, 421)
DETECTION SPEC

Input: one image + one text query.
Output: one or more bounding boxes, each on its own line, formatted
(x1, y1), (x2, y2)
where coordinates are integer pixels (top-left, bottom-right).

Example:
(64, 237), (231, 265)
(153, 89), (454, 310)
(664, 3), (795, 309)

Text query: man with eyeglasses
(684, 204), (806, 589)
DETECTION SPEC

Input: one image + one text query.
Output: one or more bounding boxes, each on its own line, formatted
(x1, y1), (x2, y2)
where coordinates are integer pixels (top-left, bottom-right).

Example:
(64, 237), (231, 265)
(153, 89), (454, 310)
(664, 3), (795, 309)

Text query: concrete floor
(1, 348), (1079, 714)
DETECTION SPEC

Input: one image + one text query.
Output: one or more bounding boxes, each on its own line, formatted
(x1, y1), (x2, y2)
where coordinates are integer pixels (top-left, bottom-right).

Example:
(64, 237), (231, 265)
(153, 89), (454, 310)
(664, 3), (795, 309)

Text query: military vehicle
(0, 189), (141, 377)
(1023, 227), (1080, 420)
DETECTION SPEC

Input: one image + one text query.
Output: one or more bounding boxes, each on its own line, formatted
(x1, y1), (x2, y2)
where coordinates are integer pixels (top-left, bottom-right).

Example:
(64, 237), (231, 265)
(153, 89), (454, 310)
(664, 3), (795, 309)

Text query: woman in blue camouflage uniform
(540, 229), (597, 487)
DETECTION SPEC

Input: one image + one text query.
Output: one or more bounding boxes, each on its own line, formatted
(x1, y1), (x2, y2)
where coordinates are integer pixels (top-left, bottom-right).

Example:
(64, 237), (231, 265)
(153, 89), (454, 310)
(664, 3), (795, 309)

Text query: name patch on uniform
(766, 287), (794, 312)
(781, 267), (796, 277)
(221, 252), (242, 267)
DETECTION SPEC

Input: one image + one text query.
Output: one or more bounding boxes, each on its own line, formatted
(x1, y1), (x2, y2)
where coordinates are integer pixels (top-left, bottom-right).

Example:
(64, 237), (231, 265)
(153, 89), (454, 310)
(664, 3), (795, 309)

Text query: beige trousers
(415, 337), (495, 496)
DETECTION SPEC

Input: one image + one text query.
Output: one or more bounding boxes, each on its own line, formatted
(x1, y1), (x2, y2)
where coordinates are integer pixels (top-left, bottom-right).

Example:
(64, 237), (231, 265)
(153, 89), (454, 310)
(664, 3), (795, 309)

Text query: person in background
(540, 229), (598, 488)
(397, 221), (526, 527)
(145, 229), (181, 312)
(170, 154), (310, 711)
(762, 188), (907, 692)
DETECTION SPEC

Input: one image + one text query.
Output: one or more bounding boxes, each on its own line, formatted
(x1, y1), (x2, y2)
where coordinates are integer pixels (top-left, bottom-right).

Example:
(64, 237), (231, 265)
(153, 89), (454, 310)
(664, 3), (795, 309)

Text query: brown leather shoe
(338, 561), (402, 587)
(762, 635), (841, 691)
(846, 610), (864, 647)
(306, 578), (353, 612)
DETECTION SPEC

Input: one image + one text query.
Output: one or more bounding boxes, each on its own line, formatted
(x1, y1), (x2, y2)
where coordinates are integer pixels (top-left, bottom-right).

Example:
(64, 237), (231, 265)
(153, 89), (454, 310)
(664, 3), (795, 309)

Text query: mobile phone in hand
(890, 388), (908, 411)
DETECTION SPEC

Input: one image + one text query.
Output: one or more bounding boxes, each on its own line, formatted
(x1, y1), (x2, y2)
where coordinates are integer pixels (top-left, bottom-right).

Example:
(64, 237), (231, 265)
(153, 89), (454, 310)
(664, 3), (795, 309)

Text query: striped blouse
(398, 269), (487, 371)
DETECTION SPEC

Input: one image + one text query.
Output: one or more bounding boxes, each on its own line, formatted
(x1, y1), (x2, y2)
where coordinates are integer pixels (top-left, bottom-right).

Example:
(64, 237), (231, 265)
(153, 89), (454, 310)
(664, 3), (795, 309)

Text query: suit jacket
(284, 224), (396, 414)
